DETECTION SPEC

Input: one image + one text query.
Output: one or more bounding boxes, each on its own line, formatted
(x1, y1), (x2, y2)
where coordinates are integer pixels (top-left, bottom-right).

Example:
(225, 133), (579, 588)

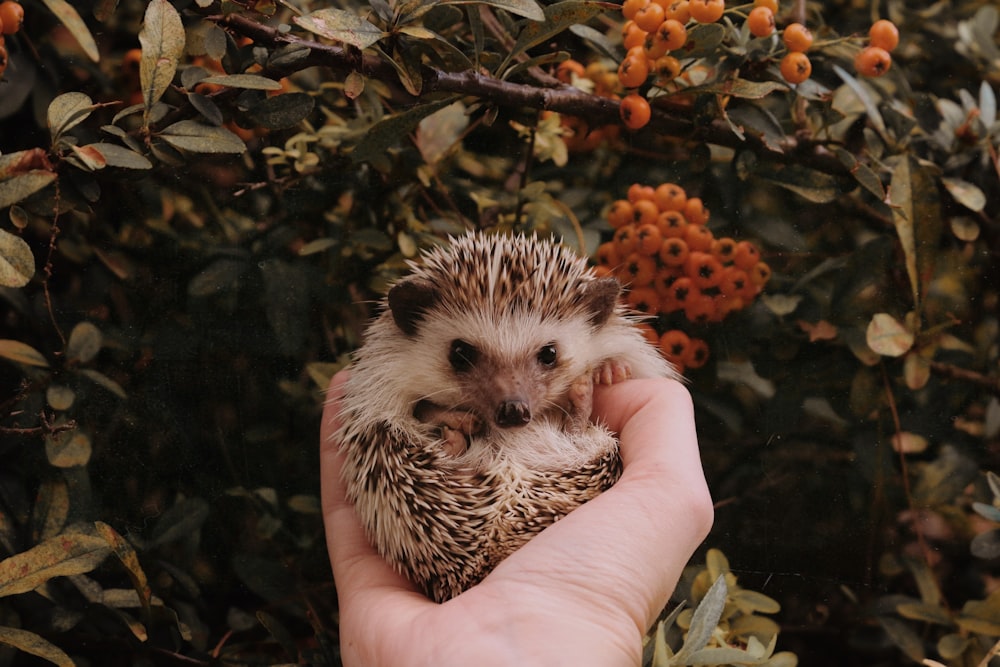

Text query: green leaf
(896, 601), (953, 626)
(877, 616), (925, 662)
(832, 146), (885, 199)
(353, 98), (458, 164)
(47, 92), (98, 141)
(503, 2), (613, 72)
(139, 0), (186, 121)
(731, 589), (781, 615)
(293, 8), (386, 49)
(39, 0), (99, 62)
(937, 633), (970, 660)
(677, 22), (725, 58)
(66, 321), (102, 363)
(0, 528), (111, 597)
(160, 121), (247, 154)
(0, 172), (58, 209)
(0, 228), (34, 288)
(198, 74), (283, 91)
(674, 575), (728, 661)
(865, 313), (913, 357)
(890, 156), (942, 309)
(941, 177), (986, 212)
(833, 65), (886, 137)
(87, 143), (153, 170)
(46, 385), (76, 411)
(440, 0), (545, 21)
(0, 339), (49, 367)
(149, 498), (211, 548)
(77, 369), (127, 399)
(95, 522), (152, 614)
(0, 627), (75, 667)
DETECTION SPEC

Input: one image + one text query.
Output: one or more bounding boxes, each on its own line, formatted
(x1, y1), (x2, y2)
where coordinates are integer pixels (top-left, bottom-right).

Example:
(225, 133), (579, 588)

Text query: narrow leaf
(0, 627), (75, 667)
(505, 2), (613, 71)
(293, 8), (386, 49)
(674, 575), (728, 661)
(0, 339), (49, 367)
(889, 156), (918, 306)
(0, 529), (111, 597)
(87, 143), (153, 170)
(95, 522), (152, 614)
(353, 98), (457, 164)
(39, 0), (99, 62)
(440, 0), (544, 21)
(198, 74), (283, 91)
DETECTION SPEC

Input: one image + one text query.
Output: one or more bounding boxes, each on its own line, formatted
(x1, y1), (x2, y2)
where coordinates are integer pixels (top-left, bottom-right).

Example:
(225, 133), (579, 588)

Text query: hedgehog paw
(592, 358), (633, 386)
(565, 372), (595, 431)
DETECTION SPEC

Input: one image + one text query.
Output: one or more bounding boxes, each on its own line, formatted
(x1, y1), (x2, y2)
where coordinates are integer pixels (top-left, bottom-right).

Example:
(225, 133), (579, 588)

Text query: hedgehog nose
(496, 400), (531, 428)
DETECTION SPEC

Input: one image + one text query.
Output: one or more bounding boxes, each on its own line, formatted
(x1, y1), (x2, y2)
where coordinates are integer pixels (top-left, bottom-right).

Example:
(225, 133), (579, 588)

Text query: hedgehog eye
(537, 343), (558, 367)
(449, 339), (479, 372)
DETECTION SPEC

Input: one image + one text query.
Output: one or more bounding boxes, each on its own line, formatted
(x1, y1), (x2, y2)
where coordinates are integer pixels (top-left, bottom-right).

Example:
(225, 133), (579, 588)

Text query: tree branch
(218, 14), (850, 176)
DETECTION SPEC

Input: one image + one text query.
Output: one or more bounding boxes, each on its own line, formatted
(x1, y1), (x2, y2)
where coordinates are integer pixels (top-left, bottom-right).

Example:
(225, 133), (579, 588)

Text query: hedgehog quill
(335, 232), (678, 602)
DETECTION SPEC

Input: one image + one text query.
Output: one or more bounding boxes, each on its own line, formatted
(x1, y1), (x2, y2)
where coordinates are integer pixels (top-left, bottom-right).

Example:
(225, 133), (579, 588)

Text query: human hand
(320, 371), (713, 667)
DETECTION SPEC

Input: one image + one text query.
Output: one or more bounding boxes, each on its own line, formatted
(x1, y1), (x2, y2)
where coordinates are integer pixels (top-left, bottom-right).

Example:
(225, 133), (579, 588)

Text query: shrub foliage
(0, 0), (999, 664)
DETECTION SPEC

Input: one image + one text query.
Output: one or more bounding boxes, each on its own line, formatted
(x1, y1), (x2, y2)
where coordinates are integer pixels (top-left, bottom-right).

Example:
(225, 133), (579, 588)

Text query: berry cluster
(593, 182), (770, 372)
(855, 19), (898, 77)
(612, 0), (902, 129)
(0, 1), (25, 78)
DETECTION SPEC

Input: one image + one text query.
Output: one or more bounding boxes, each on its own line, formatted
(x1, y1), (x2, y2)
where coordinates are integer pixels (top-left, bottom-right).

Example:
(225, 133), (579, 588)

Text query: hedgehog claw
(592, 359), (632, 385)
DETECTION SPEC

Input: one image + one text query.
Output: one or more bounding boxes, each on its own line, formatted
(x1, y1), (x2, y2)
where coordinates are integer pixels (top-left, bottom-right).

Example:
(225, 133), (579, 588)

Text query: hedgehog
(335, 231), (678, 602)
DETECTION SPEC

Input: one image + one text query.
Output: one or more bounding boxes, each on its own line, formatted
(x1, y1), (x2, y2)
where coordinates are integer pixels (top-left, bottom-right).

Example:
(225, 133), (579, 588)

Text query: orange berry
(685, 251), (725, 289)
(632, 198), (660, 227)
(122, 48), (143, 78)
(556, 59), (586, 83)
(627, 183), (657, 203)
(663, 0), (691, 22)
(754, 0), (778, 12)
(622, 0), (650, 21)
(659, 329), (691, 363)
(711, 236), (737, 264)
(643, 31), (671, 60)
(656, 210), (688, 238)
(714, 293), (746, 319)
(750, 261), (772, 286)
(869, 19), (899, 52)
(659, 236), (690, 266)
(652, 55), (682, 81)
(780, 51), (812, 84)
(636, 223), (664, 255)
(654, 18), (687, 51)
(0, 1), (23, 35)
(623, 21), (649, 50)
(854, 45), (892, 77)
(683, 197), (710, 225)
(719, 266), (750, 297)
(621, 252), (658, 286)
(688, 0), (724, 23)
(634, 2), (666, 32)
(618, 54), (650, 89)
(668, 276), (698, 304)
(620, 93), (652, 129)
(684, 338), (710, 368)
(607, 199), (635, 229)
(654, 183), (687, 212)
(596, 241), (622, 268)
(0, 43), (7, 77)
(653, 267), (680, 298)
(732, 240), (761, 270)
(684, 224), (714, 252)
(782, 22), (813, 52)
(614, 224), (640, 255)
(684, 293), (716, 323)
(747, 6), (775, 38)
(627, 286), (661, 315)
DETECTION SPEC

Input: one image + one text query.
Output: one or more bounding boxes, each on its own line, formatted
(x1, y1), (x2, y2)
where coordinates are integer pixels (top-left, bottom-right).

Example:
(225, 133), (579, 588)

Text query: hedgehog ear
(582, 277), (621, 327)
(388, 277), (440, 336)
